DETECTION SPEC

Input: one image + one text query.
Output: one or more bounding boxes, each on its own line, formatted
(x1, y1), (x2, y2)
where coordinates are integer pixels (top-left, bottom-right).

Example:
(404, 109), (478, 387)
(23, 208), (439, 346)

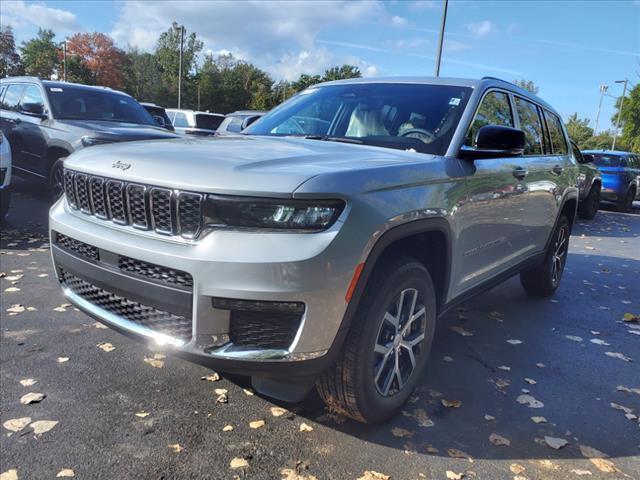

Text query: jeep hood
(64, 135), (436, 196)
(57, 119), (177, 141)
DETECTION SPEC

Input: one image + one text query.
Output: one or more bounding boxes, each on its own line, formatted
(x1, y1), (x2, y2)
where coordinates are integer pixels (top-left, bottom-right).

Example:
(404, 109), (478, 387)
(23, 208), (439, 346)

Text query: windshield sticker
(49, 88), (63, 92)
(449, 97), (461, 106)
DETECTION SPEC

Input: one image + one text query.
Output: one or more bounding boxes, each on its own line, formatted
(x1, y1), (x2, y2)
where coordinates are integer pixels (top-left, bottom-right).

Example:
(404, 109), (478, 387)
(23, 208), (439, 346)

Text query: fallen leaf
(6, 304), (25, 314)
(579, 444), (608, 459)
(93, 322), (107, 329)
(447, 448), (473, 462)
(3, 417), (31, 432)
(30, 420), (58, 434)
(135, 411), (150, 418)
(450, 326), (473, 337)
(97, 342), (115, 352)
(484, 414), (495, 421)
(443, 355), (454, 362)
(589, 338), (610, 346)
(489, 433), (511, 447)
(299, 422), (314, 432)
(498, 365), (511, 371)
(222, 425), (233, 432)
(516, 394), (544, 408)
(20, 392), (45, 405)
(589, 458), (618, 473)
(441, 399), (462, 408)
(510, 464), (526, 474)
(357, 471), (389, 480)
(391, 426), (413, 438)
(545, 436), (568, 450)
(4, 287), (20, 292)
(249, 420), (265, 429)
(168, 443), (183, 453)
(412, 408), (434, 427)
(56, 469), (75, 477)
(616, 385), (640, 395)
(536, 362), (546, 368)
(143, 353), (165, 368)
(565, 335), (583, 342)
(53, 306), (67, 312)
(216, 393), (228, 404)
(214, 388), (228, 395)
(570, 469), (592, 476)
(230, 457), (249, 469)
(5, 275), (23, 281)
(507, 339), (523, 345)
(19, 378), (36, 387)
(243, 388), (255, 396)
(605, 351), (632, 362)
(610, 402), (633, 414)
(0, 470), (18, 480)
(524, 378), (537, 385)
(201, 373), (220, 382)
(280, 468), (318, 480)
(57, 357), (69, 363)
(531, 416), (547, 423)
(445, 472), (464, 480)
(622, 313), (639, 323)
(270, 406), (288, 417)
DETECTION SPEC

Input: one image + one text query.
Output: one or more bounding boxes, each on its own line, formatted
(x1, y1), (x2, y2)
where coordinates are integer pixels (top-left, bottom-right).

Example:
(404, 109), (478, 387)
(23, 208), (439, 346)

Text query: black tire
(618, 187), (636, 213)
(49, 158), (66, 201)
(0, 188), (10, 223)
(316, 255), (437, 423)
(577, 183), (600, 220)
(520, 214), (570, 297)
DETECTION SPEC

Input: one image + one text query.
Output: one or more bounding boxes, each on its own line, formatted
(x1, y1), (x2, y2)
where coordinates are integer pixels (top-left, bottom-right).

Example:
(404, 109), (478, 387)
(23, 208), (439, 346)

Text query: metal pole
(612, 79), (628, 150)
(594, 84), (607, 135)
(178, 25), (184, 109)
(434, 0), (448, 77)
(63, 41), (67, 82)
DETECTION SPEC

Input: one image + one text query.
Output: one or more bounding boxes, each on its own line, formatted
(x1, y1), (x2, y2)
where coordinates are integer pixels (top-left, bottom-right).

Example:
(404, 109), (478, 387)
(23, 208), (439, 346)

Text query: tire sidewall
(351, 260), (437, 422)
(547, 215), (570, 289)
(49, 158), (66, 201)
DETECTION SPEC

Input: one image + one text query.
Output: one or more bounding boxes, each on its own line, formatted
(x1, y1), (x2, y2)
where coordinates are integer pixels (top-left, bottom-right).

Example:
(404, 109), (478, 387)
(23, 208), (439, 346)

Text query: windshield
(246, 83), (472, 155)
(47, 86), (154, 125)
(590, 154), (621, 168)
(195, 113), (223, 130)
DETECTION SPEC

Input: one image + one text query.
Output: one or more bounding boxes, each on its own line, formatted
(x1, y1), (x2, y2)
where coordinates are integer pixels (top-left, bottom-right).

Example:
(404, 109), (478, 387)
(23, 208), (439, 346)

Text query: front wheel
(577, 183), (600, 220)
(520, 214), (570, 297)
(316, 256), (437, 423)
(49, 158), (66, 201)
(618, 187), (636, 213)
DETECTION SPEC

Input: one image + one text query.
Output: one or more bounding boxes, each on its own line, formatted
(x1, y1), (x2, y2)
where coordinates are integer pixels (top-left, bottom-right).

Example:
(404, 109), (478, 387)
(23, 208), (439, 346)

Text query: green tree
(322, 64), (361, 82)
(123, 48), (164, 102)
(582, 130), (627, 151)
(513, 79), (539, 94)
(21, 29), (59, 78)
(154, 22), (203, 107)
(0, 25), (23, 77)
(565, 113), (594, 148)
(611, 84), (640, 152)
(290, 73), (322, 92)
(65, 55), (93, 85)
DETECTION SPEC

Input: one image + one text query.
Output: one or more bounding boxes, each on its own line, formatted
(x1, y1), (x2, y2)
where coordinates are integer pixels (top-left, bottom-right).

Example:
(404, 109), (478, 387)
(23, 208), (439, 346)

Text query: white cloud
(465, 20), (494, 37)
(391, 15), (409, 27)
(0, 0), (80, 33)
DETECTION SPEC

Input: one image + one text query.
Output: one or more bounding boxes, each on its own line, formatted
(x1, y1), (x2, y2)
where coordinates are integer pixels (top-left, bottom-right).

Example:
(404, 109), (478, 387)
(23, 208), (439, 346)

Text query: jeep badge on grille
(112, 160), (131, 171)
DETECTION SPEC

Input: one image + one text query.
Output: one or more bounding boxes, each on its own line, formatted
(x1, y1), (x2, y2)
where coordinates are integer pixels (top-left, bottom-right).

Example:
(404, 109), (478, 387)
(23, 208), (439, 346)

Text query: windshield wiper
(303, 135), (364, 145)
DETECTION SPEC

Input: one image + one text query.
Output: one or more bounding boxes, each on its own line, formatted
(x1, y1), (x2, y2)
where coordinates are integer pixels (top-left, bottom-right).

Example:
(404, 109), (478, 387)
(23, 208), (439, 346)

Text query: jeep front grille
(60, 270), (192, 341)
(64, 169), (203, 238)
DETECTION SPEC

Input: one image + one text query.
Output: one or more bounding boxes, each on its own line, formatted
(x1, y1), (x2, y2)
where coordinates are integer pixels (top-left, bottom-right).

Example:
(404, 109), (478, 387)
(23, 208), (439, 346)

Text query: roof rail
(481, 76), (518, 87)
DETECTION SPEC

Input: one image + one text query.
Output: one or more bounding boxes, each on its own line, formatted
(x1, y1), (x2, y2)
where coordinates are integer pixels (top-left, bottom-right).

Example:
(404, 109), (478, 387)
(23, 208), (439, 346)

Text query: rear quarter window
(544, 110), (568, 155)
(514, 96), (544, 155)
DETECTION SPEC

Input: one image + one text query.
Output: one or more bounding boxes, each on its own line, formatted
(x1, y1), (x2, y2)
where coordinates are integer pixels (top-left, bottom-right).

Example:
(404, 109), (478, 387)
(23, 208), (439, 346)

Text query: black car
(216, 110), (265, 135)
(0, 77), (177, 199)
(140, 102), (175, 132)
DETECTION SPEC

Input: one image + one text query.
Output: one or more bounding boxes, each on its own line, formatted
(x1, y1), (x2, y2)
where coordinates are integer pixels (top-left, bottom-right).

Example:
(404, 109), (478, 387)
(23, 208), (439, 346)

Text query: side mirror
(21, 102), (46, 118)
(461, 125), (525, 160)
(241, 115), (260, 130)
(153, 115), (166, 127)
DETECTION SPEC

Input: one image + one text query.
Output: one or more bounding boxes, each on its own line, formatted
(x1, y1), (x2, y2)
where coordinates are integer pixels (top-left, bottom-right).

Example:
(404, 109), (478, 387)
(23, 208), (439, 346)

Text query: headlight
(202, 195), (345, 231)
(81, 136), (112, 147)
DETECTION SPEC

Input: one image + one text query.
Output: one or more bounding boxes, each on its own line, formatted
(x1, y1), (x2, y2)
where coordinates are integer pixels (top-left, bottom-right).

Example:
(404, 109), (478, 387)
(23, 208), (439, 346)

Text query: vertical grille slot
(150, 188), (174, 235)
(75, 173), (92, 214)
(126, 184), (149, 229)
(64, 170), (77, 209)
(89, 177), (107, 219)
(106, 180), (127, 225)
(177, 192), (203, 238)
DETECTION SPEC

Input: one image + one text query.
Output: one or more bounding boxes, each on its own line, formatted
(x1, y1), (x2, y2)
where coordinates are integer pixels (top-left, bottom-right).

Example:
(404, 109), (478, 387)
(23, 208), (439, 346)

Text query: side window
(544, 110), (568, 155)
(20, 85), (45, 109)
(172, 112), (188, 127)
(514, 97), (544, 155)
(466, 91), (513, 146)
(1, 84), (26, 112)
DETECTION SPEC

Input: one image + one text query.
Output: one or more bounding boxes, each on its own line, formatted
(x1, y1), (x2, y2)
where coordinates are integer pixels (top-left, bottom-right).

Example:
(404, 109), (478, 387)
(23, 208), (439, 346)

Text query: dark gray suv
(0, 77), (177, 198)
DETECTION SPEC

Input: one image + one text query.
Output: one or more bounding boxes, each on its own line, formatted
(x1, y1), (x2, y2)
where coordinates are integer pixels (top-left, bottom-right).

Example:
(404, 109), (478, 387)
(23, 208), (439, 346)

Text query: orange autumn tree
(66, 32), (127, 89)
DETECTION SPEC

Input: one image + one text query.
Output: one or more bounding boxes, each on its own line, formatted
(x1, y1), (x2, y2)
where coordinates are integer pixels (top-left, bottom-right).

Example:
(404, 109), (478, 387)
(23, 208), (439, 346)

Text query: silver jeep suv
(50, 77), (578, 423)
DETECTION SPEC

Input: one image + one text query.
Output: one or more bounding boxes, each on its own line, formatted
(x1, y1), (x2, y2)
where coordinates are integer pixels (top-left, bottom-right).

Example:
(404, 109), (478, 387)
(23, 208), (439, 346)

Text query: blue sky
(1, 0), (638, 130)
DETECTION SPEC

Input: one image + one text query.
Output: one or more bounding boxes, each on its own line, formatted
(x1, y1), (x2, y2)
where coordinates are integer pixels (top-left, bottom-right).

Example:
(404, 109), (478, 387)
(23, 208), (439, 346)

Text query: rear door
(455, 89), (530, 295)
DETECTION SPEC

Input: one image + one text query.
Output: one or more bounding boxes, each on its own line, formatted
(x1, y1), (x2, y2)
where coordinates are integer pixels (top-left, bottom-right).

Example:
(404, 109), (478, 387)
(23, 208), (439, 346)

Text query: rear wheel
(618, 187), (636, 213)
(49, 158), (65, 201)
(316, 255), (437, 423)
(521, 214), (570, 297)
(577, 183), (600, 220)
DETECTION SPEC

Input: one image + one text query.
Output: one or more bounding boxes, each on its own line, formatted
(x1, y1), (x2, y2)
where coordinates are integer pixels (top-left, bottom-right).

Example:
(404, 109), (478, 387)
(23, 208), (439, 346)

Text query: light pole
(612, 79), (628, 150)
(593, 84), (607, 135)
(434, 0), (448, 77)
(178, 25), (184, 109)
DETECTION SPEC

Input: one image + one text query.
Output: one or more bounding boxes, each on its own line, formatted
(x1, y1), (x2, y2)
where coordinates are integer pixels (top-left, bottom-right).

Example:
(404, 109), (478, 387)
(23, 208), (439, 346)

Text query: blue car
(583, 150), (640, 212)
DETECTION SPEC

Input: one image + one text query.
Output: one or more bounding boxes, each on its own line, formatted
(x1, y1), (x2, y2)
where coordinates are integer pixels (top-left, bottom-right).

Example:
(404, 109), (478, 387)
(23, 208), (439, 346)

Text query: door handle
(552, 165), (564, 175)
(512, 167), (528, 180)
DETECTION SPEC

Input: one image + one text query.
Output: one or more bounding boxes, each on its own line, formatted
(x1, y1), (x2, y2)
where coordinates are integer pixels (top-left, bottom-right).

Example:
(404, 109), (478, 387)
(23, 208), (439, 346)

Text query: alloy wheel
(373, 288), (427, 397)
(50, 165), (64, 200)
(551, 225), (568, 285)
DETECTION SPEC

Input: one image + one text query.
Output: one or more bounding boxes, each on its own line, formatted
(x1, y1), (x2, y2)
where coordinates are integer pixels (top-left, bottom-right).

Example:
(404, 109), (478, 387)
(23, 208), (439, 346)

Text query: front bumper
(49, 198), (359, 377)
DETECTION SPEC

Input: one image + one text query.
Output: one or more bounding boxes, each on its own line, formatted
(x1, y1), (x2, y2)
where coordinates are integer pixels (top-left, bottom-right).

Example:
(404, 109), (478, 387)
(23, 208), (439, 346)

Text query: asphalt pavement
(1, 179), (639, 480)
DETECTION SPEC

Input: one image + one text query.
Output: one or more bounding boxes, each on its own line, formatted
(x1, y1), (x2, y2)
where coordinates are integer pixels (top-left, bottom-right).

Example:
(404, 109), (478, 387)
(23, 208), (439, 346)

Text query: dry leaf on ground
(507, 339), (523, 345)
(565, 335), (583, 342)
(450, 326), (473, 337)
(516, 394), (544, 408)
(20, 392), (45, 404)
(391, 427), (413, 438)
(143, 353), (165, 368)
(230, 457), (249, 469)
(19, 378), (36, 387)
(56, 469), (75, 477)
(447, 448), (473, 462)
(622, 313), (639, 323)
(445, 471), (464, 480)
(617, 385), (640, 395)
(6, 304), (25, 314)
(544, 436), (568, 450)
(605, 351), (632, 362)
(531, 416), (547, 423)
(589, 458), (618, 473)
(201, 373), (220, 382)
(30, 420), (58, 434)
(97, 342), (115, 352)
(270, 406), (287, 417)
(222, 425), (233, 432)
(357, 471), (390, 480)
(0, 470), (18, 480)
(441, 399), (462, 408)
(135, 411), (150, 418)
(570, 469), (592, 476)
(57, 357), (69, 363)
(510, 464), (525, 474)
(299, 422), (313, 432)
(3, 417), (31, 432)
(489, 433), (511, 446)
(168, 443), (183, 453)
(93, 322), (107, 329)
(590, 338), (610, 346)
(249, 420), (265, 429)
